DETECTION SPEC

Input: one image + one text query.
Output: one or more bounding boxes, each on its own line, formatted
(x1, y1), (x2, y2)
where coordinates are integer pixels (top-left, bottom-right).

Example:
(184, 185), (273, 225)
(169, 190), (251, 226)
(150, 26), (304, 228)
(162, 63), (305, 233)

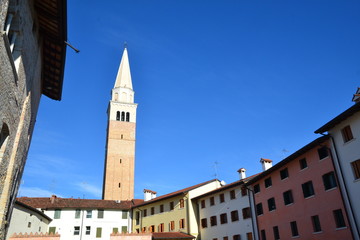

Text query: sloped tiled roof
(15, 201), (52, 221)
(133, 179), (219, 208)
(152, 232), (195, 239)
(17, 196), (135, 210)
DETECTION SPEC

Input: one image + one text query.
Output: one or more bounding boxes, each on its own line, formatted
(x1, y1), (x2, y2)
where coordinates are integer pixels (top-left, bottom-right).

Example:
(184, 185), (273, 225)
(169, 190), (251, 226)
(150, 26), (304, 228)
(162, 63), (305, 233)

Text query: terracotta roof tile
(152, 232), (195, 239)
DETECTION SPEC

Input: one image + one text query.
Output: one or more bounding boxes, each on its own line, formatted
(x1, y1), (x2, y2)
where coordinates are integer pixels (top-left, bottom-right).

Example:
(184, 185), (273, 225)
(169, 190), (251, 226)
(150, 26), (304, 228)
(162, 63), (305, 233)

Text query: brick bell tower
(102, 47), (137, 200)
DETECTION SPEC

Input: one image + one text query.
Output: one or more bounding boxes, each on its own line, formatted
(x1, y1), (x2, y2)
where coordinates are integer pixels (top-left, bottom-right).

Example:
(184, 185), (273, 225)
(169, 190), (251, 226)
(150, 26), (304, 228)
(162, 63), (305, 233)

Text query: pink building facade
(246, 136), (353, 240)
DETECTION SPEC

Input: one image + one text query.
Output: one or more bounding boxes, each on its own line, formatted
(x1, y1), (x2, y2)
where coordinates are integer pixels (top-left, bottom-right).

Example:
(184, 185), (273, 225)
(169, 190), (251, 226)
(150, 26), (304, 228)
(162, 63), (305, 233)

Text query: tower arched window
(116, 111), (120, 121)
(121, 112), (125, 121)
(0, 123), (10, 164)
(126, 112), (130, 122)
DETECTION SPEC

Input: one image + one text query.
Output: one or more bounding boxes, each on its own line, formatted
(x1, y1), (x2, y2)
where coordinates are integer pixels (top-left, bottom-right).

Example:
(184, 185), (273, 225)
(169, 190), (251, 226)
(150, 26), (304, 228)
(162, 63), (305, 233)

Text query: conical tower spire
(114, 47), (133, 89)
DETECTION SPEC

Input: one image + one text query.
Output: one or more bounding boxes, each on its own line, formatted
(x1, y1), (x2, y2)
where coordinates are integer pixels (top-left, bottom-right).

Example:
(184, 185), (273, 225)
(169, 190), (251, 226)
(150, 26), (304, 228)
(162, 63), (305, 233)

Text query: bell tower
(102, 47), (137, 200)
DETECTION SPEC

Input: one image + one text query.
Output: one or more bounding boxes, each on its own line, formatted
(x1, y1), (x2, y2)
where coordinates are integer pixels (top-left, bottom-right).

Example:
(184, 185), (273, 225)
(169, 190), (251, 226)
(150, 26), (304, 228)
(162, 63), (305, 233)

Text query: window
(54, 209), (61, 219)
(180, 199), (185, 208)
(143, 209), (147, 217)
(254, 184), (260, 193)
(290, 221), (299, 237)
(126, 112), (130, 122)
(74, 226), (80, 235)
(242, 207), (251, 219)
(230, 189), (236, 199)
(260, 230), (266, 240)
(302, 181), (315, 198)
(323, 172), (337, 190)
(158, 223), (164, 232)
(49, 227), (56, 234)
(116, 111), (120, 121)
(0, 123), (10, 164)
(170, 201), (174, 210)
(246, 232), (253, 240)
(231, 210), (239, 222)
(96, 227), (102, 238)
(264, 177), (272, 188)
(119, 182), (121, 188)
(267, 197), (276, 211)
(318, 146), (329, 160)
(179, 218), (185, 229)
(75, 209), (81, 219)
(160, 204), (164, 213)
(280, 168), (289, 180)
(220, 193), (225, 203)
(149, 225), (155, 232)
(122, 227), (128, 234)
(333, 209), (346, 228)
(28, 222), (31, 228)
(299, 158), (307, 169)
(201, 218), (208, 228)
(98, 209), (104, 218)
(122, 211), (128, 219)
(352, 159), (360, 180)
(86, 226), (91, 235)
(170, 221), (175, 231)
(86, 210), (92, 218)
(220, 213), (228, 224)
(256, 203), (263, 216)
(121, 111), (125, 121)
(201, 200), (206, 208)
(135, 211), (140, 225)
(141, 227), (146, 233)
(341, 125), (354, 143)
(233, 235), (241, 240)
(223, 237), (229, 240)
(273, 226), (280, 240)
(283, 190), (294, 205)
(151, 207), (155, 215)
(113, 228), (118, 234)
(210, 197), (215, 206)
(241, 187), (247, 196)
(311, 215), (322, 232)
(210, 216), (217, 226)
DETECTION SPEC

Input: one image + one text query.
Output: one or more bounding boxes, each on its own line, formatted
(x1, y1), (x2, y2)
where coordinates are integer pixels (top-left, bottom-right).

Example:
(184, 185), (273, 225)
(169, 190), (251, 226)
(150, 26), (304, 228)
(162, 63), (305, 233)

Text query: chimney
(237, 168), (246, 180)
(144, 189), (157, 201)
(260, 158), (273, 171)
(50, 195), (57, 204)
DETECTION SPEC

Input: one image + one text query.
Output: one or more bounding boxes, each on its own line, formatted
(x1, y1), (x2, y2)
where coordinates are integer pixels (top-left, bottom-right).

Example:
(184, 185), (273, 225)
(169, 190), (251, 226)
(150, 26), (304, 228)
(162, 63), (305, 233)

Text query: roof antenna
(65, 41), (80, 53)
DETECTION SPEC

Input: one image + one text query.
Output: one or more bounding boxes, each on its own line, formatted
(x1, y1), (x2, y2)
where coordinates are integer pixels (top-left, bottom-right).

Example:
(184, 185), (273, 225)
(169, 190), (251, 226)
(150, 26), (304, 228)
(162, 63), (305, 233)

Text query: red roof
(152, 232), (195, 239)
(17, 196), (134, 210)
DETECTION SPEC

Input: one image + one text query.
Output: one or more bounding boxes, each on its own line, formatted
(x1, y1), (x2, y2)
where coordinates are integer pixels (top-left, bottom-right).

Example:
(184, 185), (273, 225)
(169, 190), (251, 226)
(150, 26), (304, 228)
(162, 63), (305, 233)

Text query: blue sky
(19, 1), (360, 199)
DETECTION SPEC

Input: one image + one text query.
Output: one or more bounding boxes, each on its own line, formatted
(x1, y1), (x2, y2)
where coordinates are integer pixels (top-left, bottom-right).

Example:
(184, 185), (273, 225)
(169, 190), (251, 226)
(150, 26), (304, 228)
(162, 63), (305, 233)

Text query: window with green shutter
(96, 227), (102, 238)
(113, 228), (118, 234)
(54, 209), (61, 219)
(121, 226), (128, 233)
(49, 227), (56, 234)
(75, 209), (81, 219)
(122, 211), (128, 219)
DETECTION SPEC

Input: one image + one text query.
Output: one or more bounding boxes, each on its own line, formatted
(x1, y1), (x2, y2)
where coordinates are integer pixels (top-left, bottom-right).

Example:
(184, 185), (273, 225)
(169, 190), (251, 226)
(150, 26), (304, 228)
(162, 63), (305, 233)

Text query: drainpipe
(80, 209), (85, 240)
(246, 185), (259, 240)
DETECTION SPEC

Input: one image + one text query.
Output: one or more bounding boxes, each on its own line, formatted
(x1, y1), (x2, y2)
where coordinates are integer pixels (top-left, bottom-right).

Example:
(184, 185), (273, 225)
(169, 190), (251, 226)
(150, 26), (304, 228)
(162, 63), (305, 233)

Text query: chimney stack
(50, 195), (57, 204)
(144, 189), (157, 201)
(260, 158), (273, 171)
(237, 168), (246, 180)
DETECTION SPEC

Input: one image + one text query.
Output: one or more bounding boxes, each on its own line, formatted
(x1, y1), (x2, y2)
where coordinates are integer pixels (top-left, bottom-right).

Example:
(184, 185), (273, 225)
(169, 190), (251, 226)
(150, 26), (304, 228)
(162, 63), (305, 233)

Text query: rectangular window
(241, 187), (247, 196)
(75, 209), (81, 219)
(256, 203), (263, 216)
(273, 226), (280, 240)
(210, 216), (217, 226)
(180, 199), (185, 208)
(210, 196), (215, 206)
(135, 211), (140, 225)
(223, 237), (229, 240)
(311, 215), (322, 232)
(142, 227), (146, 233)
(49, 227), (56, 234)
(253, 184), (260, 194)
(143, 209), (147, 217)
(280, 168), (289, 180)
(290, 221), (299, 237)
(323, 172), (337, 190)
(28, 222), (31, 228)
(158, 223), (164, 233)
(231, 210), (239, 222)
(333, 209), (346, 228)
(74, 226), (80, 235)
(233, 234), (241, 240)
(302, 181), (315, 198)
(201, 200), (206, 208)
(151, 207), (155, 215)
(220, 193), (225, 203)
(201, 218), (208, 228)
(352, 159), (360, 180)
(122, 211), (128, 219)
(160, 204), (164, 213)
(149, 225), (155, 232)
(242, 207), (251, 219)
(264, 177), (272, 188)
(54, 209), (61, 219)
(246, 232), (253, 240)
(230, 189), (236, 199)
(86, 226), (91, 235)
(86, 210), (92, 218)
(179, 218), (185, 229)
(341, 125), (354, 143)
(299, 158), (307, 170)
(98, 209), (104, 218)
(220, 213), (228, 224)
(260, 230), (266, 240)
(283, 190), (294, 205)
(96, 227), (102, 238)
(170, 201), (174, 210)
(267, 197), (276, 211)
(318, 146), (329, 160)
(170, 221), (175, 231)
(113, 228), (118, 234)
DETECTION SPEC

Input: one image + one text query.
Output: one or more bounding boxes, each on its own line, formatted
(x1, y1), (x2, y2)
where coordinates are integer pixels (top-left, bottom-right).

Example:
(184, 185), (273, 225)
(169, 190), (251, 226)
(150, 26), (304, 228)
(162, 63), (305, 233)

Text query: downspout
(321, 133), (360, 239)
(246, 185), (259, 240)
(79, 209), (85, 240)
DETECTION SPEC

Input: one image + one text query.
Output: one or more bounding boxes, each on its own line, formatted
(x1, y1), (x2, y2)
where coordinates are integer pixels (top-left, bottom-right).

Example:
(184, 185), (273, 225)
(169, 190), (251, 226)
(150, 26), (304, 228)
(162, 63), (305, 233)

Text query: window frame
(302, 181), (315, 198)
(333, 209), (346, 228)
(283, 190), (294, 205)
(341, 125), (354, 143)
(220, 213), (228, 224)
(231, 210), (239, 222)
(351, 159), (360, 180)
(267, 197), (276, 211)
(311, 215), (322, 233)
(322, 171), (337, 190)
(264, 177), (272, 188)
(299, 158), (307, 170)
(290, 221), (299, 237)
(74, 226), (80, 235)
(210, 215), (217, 226)
(280, 168), (289, 180)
